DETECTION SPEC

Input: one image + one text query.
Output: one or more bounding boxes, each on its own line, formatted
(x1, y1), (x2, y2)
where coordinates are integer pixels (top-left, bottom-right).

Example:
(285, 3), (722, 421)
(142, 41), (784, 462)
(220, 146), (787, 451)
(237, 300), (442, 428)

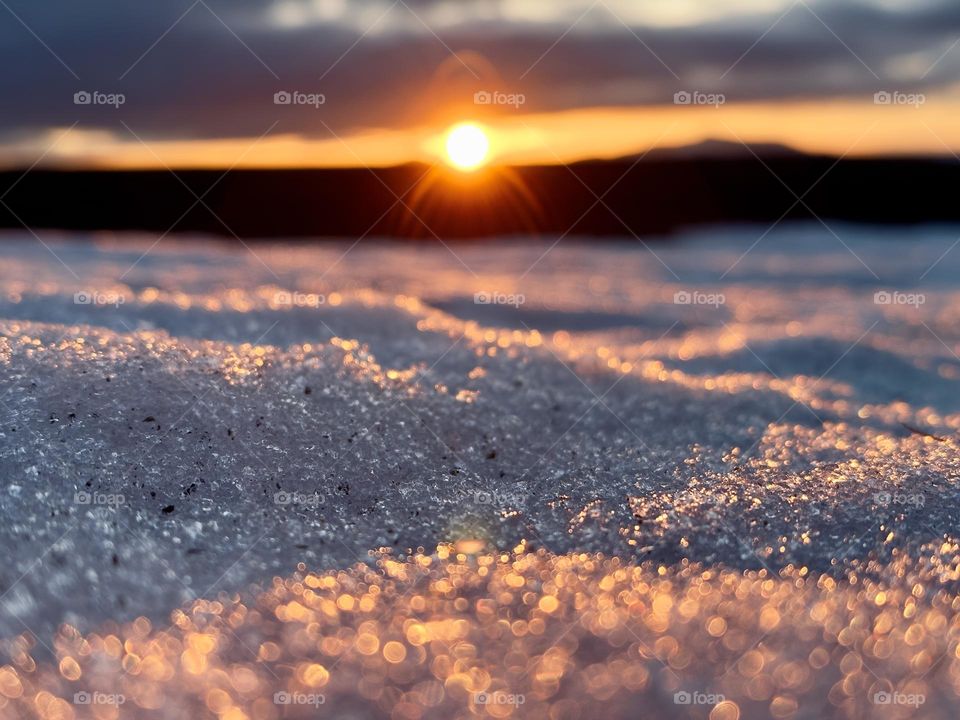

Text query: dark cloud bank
(0, 0), (958, 142)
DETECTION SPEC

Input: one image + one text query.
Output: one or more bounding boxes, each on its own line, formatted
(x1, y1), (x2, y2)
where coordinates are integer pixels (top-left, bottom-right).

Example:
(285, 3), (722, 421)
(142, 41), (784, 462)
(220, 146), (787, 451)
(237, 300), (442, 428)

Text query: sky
(1, 0), (959, 167)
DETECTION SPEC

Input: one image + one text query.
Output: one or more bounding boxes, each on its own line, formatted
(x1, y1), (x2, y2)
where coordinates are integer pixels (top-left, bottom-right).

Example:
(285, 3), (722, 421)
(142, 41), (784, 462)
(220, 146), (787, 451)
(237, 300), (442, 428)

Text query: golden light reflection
(2, 542), (958, 718)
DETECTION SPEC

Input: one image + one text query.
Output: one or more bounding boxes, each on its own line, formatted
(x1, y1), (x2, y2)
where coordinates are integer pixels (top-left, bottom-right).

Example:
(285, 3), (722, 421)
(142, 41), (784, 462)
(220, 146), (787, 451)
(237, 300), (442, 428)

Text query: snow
(0, 223), (958, 717)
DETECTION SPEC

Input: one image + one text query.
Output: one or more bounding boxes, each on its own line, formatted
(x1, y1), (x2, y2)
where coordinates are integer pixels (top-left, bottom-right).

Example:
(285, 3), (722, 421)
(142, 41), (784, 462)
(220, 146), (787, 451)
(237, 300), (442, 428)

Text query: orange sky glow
(7, 96), (960, 170)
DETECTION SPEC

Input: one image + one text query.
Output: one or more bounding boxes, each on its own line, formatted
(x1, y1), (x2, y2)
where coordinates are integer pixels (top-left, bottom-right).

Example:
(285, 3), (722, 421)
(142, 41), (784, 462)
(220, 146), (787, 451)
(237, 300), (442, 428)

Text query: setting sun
(445, 122), (490, 171)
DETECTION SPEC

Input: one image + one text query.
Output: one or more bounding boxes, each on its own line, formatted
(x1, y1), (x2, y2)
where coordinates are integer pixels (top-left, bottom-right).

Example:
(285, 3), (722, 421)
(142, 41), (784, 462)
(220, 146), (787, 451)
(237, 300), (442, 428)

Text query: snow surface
(0, 224), (958, 657)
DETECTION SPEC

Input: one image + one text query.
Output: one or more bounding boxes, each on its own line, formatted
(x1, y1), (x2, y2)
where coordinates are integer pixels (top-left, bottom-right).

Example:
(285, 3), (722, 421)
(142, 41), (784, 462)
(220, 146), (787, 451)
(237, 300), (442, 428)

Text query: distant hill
(639, 139), (809, 161)
(0, 150), (958, 239)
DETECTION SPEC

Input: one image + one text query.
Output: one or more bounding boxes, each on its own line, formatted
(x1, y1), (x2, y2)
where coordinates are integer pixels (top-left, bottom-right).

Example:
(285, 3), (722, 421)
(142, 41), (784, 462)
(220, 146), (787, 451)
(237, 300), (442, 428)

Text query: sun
(445, 122), (490, 171)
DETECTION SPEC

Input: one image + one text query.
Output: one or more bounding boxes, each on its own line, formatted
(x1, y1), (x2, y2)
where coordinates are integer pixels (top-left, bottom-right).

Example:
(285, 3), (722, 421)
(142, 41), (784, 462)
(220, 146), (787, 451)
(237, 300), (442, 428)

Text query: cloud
(0, 0), (958, 144)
